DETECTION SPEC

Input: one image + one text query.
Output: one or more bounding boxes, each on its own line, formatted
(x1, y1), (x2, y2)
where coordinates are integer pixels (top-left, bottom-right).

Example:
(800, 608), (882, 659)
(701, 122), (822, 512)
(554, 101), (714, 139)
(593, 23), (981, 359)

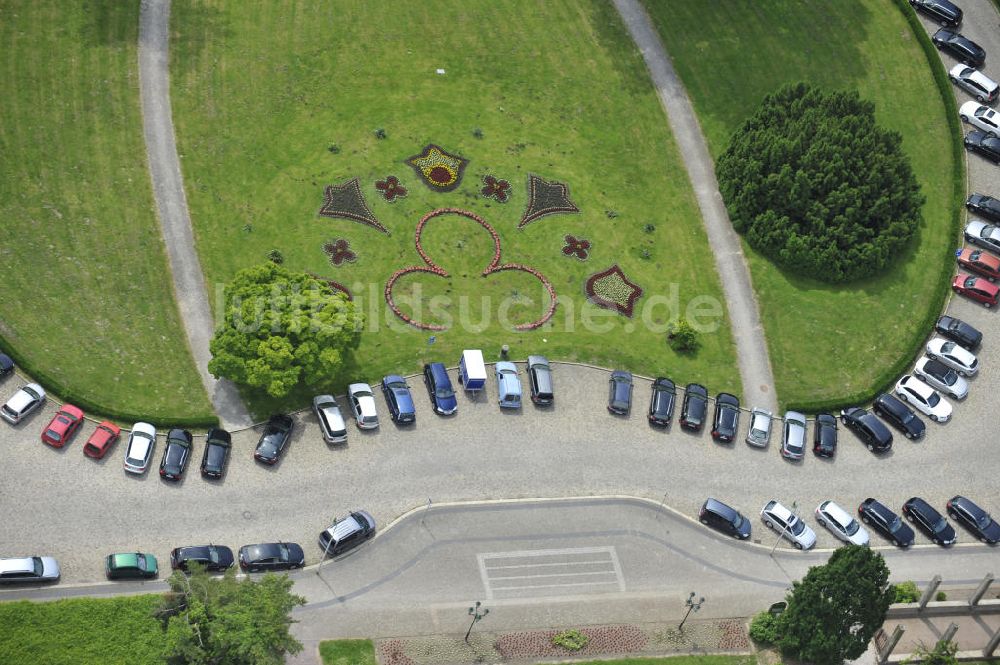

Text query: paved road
(137, 0), (250, 428)
(611, 0), (778, 413)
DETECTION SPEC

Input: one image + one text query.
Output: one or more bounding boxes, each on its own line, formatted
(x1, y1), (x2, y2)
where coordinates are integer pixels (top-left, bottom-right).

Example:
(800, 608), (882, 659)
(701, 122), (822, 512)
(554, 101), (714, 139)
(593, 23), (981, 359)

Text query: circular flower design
(562, 234), (591, 260)
(481, 175), (511, 203)
(322, 238), (357, 266)
(375, 175), (407, 202)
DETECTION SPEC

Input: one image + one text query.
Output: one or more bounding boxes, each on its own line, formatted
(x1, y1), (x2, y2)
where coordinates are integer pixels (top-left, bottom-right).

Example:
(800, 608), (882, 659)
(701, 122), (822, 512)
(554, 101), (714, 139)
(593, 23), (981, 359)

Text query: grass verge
(319, 639), (378, 665)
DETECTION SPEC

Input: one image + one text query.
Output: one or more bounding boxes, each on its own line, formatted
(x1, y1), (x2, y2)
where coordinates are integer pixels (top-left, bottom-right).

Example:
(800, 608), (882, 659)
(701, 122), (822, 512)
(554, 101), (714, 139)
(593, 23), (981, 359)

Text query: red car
(40, 404), (85, 447)
(957, 247), (1000, 282)
(952, 273), (999, 307)
(83, 420), (122, 459)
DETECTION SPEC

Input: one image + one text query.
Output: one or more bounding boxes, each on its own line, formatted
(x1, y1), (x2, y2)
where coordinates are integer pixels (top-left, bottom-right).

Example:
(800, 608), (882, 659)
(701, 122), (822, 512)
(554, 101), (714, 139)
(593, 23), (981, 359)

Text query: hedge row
(0, 332), (218, 429)
(785, 0), (964, 414)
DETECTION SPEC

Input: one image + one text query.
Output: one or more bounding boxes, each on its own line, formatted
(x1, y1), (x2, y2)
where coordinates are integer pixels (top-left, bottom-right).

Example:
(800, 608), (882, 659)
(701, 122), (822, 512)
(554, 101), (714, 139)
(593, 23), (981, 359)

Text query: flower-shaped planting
(322, 238), (357, 266)
(375, 175), (407, 202)
(562, 234), (591, 260)
(318, 177), (388, 234)
(585, 264), (643, 318)
(406, 144), (469, 192)
(481, 175), (511, 203)
(519, 174), (580, 229)
(385, 208), (557, 331)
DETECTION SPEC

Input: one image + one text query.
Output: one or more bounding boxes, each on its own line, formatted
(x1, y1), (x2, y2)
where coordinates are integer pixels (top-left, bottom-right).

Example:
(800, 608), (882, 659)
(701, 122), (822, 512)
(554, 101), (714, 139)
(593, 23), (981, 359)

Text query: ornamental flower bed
(562, 234), (591, 260)
(406, 144), (469, 192)
(318, 177), (388, 234)
(585, 264), (643, 317)
(375, 175), (407, 202)
(322, 238), (356, 266)
(495, 625), (648, 660)
(481, 175), (511, 202)
(519, 173), (579, 229)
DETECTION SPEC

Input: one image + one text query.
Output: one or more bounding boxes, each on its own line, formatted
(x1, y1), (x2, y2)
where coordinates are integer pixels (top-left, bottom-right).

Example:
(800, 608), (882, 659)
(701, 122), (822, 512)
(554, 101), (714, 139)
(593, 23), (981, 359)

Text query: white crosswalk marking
(476, 546), (625, 599)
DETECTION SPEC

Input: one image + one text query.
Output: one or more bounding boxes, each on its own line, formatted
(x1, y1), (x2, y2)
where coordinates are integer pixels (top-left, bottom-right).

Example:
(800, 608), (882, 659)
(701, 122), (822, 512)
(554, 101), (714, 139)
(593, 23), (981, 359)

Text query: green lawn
(0, 2), (212, 422)
(643, 0), (959, 409)
(0, 596), (162, 665)
(169, 0), (741, 414)
(319, 639), (378, 665)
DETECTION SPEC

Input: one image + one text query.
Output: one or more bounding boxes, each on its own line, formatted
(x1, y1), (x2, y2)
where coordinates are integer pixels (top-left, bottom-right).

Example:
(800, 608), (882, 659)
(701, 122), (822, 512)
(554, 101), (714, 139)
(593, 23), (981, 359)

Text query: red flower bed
(495, 625), (648, 660)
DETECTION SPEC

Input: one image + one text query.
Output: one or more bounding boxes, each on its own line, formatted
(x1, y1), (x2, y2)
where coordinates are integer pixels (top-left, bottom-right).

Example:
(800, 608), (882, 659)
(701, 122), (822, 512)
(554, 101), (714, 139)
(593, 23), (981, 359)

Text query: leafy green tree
(208, 263), (363, 398)
(157, 564), (306, 665)
(777, 545), (894, 665)
(716, 82), (923, 283)
(668, 318), (700, 353)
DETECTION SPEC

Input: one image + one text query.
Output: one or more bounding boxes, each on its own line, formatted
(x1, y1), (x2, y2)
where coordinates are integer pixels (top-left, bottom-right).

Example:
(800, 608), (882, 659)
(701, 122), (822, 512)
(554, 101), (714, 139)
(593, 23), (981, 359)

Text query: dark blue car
(423, 363), (458, 415)
(607, 370), (633, 415)
(381, 374), (416, 424)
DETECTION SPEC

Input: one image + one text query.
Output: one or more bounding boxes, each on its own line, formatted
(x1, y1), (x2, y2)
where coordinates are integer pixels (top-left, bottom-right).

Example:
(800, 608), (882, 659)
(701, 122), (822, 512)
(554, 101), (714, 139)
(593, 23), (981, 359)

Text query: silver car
(815, 500), (869, 546)
(761, 500), (816, 550)
(780, 411), (807, 460)
(926, 337), (979, 377)
(950, 64), (1000, 103)
(0, 556), (60, 583)
(348, 383), (379, 430)
(960, 101), (1000, 136)
(1, 382), (46, 424)
(313, 395), (347, 444)
(913, 357), (968, 399)
(746, 408), (772, 447)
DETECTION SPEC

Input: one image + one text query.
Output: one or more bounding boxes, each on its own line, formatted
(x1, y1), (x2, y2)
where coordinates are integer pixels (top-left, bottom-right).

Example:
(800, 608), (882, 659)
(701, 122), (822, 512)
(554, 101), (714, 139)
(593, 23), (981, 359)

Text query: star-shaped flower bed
(318, 178), (388, 234)
(585, 264), (643, 318)
(519, 174), (579, 229)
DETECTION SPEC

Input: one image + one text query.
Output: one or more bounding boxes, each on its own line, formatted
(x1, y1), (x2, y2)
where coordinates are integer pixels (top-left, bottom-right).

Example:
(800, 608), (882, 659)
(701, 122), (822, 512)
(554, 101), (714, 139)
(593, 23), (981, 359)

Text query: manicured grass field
(0, 3), (212, 421)
(644, 0), (959, 409)
(319, 638), (377, 665)
(0, 596), (163, 665)
(169, 0), (741, 413)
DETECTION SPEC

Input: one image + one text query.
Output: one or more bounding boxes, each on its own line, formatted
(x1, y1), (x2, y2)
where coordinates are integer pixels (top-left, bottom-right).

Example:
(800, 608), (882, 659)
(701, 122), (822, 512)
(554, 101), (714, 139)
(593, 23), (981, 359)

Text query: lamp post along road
(678, 591), (705, 631)
(465, 601), (489, 643)
(770, 500), (797, 556)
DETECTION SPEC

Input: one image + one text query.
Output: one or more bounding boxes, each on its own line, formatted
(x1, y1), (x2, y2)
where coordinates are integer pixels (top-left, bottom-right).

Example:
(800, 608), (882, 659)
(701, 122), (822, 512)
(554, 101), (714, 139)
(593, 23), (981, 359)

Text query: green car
(105, 552), (158, 580)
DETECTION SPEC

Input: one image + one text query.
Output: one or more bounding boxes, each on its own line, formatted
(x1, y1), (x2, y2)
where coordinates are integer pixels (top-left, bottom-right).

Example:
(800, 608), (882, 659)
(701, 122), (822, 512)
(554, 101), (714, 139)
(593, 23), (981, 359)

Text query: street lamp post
(465, 601), (489, 643)
(678, 592), (705, 631)
(769, 500), (797, 556)
(316, 518), (338, 577)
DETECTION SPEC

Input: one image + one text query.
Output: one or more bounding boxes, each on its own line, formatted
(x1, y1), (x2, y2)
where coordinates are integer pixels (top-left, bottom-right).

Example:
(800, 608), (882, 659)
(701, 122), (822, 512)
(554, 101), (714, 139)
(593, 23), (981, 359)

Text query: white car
(347, 383), (379, 430)
(313, 395), (347, 444)
(815, 500), (870, 546)
(950, 64), (1000, 103)
(926, 337), (979, 377)
(961, 101), (1000, 136)
(1, 383), (46, 424)
(761, 500), (816, 550)
(914, 357), (968, 400)
(895, 375), (952, 422)
(123, 422), (157, 475)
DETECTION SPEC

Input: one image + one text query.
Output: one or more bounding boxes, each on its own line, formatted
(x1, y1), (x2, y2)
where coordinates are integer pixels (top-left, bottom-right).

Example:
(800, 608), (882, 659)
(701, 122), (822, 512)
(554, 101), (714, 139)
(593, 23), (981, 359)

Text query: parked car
(895, 375), (952, 423)
(711, 393), (740, 443)
(950, 64), (999, 102)
(495, 361), (522, 409)
(83, 421), (121, 459)
(926, 337), (979, 376)
(960, 101), (1000, 135)
(680, 383), (709, 431)
(159, 428), (193, 481)
(953, 273), (999, 307)
(746, 408), (772, 448)
(253, 414), (294, 465)
(964, 219), (1000, 254)
(380, 376), (416, 424)
(910, 0), (962, 27)
(965, 130), (1000, 163)
(932, 29), (985, 67)
(903, 497), (957, 546)
(527, 355), (554, 405)
(238, 542), (305, 572)
(947, 496), (1000, 544)
(313, 394), (348, 442)
(648, 377), (676, 426)
(1, 382), (45, 424)
(123, 422), (157, 474)
(934, 315), (982, 350)
(699, 498), (751, 539)
(840, 407), (893, 453)
(423, 362), (458, 415)
(966, 192), (1000, 223)
(170, 545), (235, 572)
(812, 413), (838, 457)
(200, 427), (231, 479)
(914, 357), (969, 399)
(815, 500), (869, 546)
(0, 353), (13, 377)
(0, 556), (60, 583)
(606, 371), (633, 415)
(872, 393), (926, 440)
(319, 510), (377, 556)
(761, 500), (816, 550)
(348, 383), (379, 429)
(106, 552), (158, 580)
(858, 498), (915, 547)
(40, 404), (84, 447)
(957, 247), (1000, 282)
(780, 411), (807, 460)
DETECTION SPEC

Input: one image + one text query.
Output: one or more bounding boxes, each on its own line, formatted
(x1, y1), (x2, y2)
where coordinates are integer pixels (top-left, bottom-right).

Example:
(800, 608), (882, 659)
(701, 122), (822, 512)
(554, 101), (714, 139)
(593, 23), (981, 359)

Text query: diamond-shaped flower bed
(318, 177), (388, 234)
(585, 264), (643, 317)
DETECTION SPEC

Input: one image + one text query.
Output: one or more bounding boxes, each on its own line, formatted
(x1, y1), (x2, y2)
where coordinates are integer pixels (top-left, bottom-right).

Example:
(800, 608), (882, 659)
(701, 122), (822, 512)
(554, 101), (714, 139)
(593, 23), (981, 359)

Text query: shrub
(936, 591), (947, 601)
(472, 127), (484, 139)
(373, 127), (387, 139)
(551, 629), (589, 651)
(716, 82), (924, 283)
(266, 248), (284, 264)
(904, 640), (958, 665)
(893, 581), (920, 603)
(668, 318), (700, 353)
(749, 610), (781, 645)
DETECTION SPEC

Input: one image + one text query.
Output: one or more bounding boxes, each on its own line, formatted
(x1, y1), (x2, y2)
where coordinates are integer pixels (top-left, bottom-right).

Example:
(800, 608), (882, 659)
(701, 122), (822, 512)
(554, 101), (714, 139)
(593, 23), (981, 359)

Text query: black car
(858, 498), (915, 547)
(699, 498), (751, 539)
(318, 510), (377, 556)
(872, 393), (925, 440)
(238, 542), (305, 572)
(947, 495), (1000, 544)
(648, 377), (676, 426)
(170, 544), (235, 572)
(910, 0), (962, 27)
(159, 428), (193, 481)
(965, 130), (1000, 163)
(935, 315), (982, 350)
(680, 384), (708, 431)
(903, 497), (957, 546)
(710, 393), (740, 443)
(840, 406), (893, 453)
(607, 370), (633, 415)
(0, 353), (13, 377)
(527, 355), (554, 405)
(932, 29), (985, 67)
(380, 375), (416, 424)
(812, 413), (838, 457)
(200, 427), (232, 479)
(422, 362), (458, 415)
(966, 193), (1000, 224)
(253, 414), (294, 465)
